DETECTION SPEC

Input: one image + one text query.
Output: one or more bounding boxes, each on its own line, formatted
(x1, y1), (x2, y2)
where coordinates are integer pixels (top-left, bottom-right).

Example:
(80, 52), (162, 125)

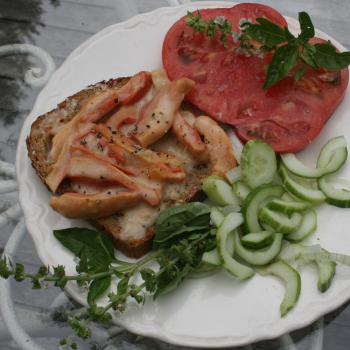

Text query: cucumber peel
(216, 213), (255, 279)
(254, 261), (301, 317)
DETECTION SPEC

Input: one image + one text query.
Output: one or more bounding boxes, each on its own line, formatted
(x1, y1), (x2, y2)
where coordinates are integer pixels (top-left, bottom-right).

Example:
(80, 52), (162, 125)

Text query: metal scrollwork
(0, 44), (56, 87)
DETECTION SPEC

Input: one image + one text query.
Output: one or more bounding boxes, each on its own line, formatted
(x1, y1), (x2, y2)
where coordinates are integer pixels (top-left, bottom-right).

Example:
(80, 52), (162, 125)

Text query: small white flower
(238, 17), (252, 30)
(231, 31), (242, 43)
(258, 51), (265, 59)
(214, 16), (225, 25)
(244, 50), (251, 58)
(38, 278), (49, 290)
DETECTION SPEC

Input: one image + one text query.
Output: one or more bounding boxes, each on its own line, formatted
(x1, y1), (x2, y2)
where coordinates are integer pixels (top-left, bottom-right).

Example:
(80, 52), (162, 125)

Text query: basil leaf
(87, 276), (111, 303)
(298, 12), (315, 43)
(154, 203), (211, 243)
(301, 45), (319, 70)
(154, 264), (192, 300)
(76, 246), (88, 274)
(245, 17), (286, 47)
(263, 44), (299, 89)
(284, 27), (297, 45)
(54, 228), (116, 265)
(186, 213), (210, 227)
(314, 42), (350, 70)
(157, 225), (209, 243)
(295, 67), (307, 83)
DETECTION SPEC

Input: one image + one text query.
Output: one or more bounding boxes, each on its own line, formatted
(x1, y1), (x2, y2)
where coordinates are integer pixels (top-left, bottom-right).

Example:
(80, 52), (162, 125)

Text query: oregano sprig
(0, 203), (213, 349)
(185, 10), (350, 89)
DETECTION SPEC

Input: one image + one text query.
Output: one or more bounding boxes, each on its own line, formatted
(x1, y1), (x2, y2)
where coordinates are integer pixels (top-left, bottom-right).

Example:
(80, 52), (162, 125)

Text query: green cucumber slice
(202, 229), (235, 266)
(280, 147), (347, 178)
(235, 232), (283, 265)
(241, 184), (285, 234)
(210, 206), (225, 227)
(225, 165), (242, 184)
(241, 140), (277, 189)
(217, 213), (255, 279)
(254, 261), (301, 317)
(241, 229), (275, 249)
(318, 176), (350, 208)
(281, 192), (297, 202)
(278, 162), (326, 203)
(275, 242), (307, 263)
(317, 136), (347, 168)
(258, 207), (303, 234)
(298, 246), (337, 293)
(220, 205), (241, 216)
(267, 198), (313, 214)
(202, 175), (243, 206)
(316, 260), (336, 293)
(285, 210), (317, 242)
(232, 180), (251, 201)
(202, 248), (221, 266)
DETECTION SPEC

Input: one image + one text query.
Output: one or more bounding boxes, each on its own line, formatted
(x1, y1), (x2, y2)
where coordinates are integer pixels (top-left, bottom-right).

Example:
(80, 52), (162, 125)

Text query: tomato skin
(162, 4), (348, 153)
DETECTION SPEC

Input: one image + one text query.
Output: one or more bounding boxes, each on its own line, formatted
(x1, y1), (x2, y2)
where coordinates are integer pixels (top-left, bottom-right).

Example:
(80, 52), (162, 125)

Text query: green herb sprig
(185, 10), (350, 89)
(0, 202), (214, 349)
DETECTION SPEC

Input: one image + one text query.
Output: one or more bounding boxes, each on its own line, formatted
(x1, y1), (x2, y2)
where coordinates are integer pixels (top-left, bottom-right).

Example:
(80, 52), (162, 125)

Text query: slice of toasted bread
(26, 76), (210, 259)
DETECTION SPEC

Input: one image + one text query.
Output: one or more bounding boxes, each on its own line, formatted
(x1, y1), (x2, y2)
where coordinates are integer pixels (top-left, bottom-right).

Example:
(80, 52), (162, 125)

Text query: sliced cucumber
(235, 232), (283, 265)
(318, 176), (350, 208)
(298, 246), (337, 293)
(232, 180), (251, 201)
(285, 210), (317, 242)
(258, 207), (303, 234)
(267, 198), (313, 214)
(275, 242), (307, 263)
(278, 162), (326, 203)
(202, 175), (243, 206)
(240, 140), (277, 189)
(254, 261), (301, 317)
(280, 147), (347, 178)
(217, 213), (255, 279)
(241, 229), (275, 249)
(202, 228), (235, 266)
(317, 136), (347, 168)
(226, 165), (242, 184)
(202, 248), (221, 266)
(241, 184), (285, 234)
(220, 204), (241, 216)
(211, 206), (225, 227)
(316, 260), (336, 293)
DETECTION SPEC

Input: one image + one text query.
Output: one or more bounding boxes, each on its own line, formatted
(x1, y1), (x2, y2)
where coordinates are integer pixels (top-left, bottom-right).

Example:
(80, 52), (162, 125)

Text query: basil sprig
(0, 202), (215, 348)
(185, 11), (350, 89)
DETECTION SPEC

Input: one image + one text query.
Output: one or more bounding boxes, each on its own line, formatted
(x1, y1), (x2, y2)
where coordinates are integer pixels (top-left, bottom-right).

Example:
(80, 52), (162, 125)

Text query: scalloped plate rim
(16, 2), (350, 348)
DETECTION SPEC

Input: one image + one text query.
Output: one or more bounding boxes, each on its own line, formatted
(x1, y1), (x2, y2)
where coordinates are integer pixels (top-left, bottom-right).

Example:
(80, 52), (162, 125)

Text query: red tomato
(162, 4), (348, 153)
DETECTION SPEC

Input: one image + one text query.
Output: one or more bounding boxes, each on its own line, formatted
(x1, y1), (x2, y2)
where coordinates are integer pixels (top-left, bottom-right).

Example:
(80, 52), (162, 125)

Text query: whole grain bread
(26, 77), (210, 259)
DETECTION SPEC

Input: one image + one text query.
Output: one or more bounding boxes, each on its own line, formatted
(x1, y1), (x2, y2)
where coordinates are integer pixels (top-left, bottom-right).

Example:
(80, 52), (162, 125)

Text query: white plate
(17, 2), (350, 348)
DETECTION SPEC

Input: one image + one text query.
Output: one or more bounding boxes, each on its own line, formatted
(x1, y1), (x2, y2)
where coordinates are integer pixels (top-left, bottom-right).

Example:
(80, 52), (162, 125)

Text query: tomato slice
(162, 4), (348, 153)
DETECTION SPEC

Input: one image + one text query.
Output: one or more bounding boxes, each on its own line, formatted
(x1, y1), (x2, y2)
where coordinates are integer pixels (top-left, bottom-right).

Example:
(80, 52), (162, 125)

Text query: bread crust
(26, 77), (210, 259)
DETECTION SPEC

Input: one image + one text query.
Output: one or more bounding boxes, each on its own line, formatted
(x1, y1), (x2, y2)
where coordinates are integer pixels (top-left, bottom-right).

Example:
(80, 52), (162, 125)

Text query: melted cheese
(48, 70), (208, 243)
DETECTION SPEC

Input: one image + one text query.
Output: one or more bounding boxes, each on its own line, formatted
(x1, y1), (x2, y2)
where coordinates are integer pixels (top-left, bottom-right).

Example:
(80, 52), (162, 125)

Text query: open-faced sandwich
(26, 69), (237, 258)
